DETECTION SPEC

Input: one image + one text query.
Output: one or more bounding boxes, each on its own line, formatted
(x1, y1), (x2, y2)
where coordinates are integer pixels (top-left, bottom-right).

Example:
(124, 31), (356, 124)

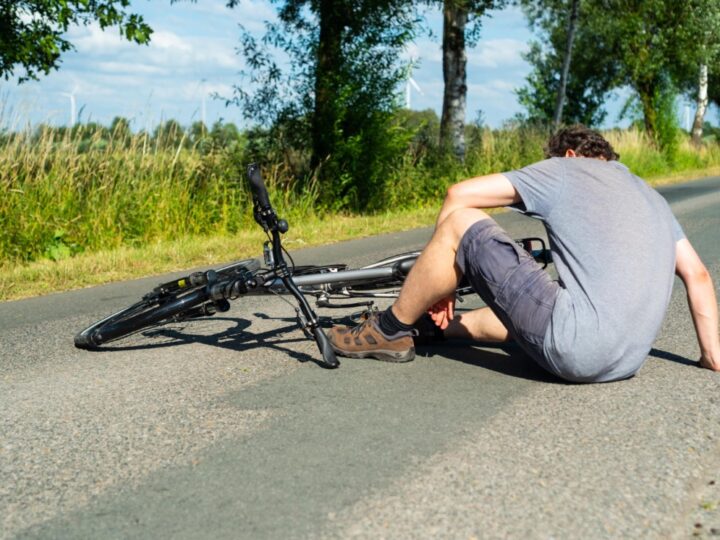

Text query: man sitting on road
(328, 125), (720, 382)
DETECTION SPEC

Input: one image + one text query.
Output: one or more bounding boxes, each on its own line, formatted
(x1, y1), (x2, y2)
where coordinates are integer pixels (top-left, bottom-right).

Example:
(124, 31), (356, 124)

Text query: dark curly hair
(544, 125), (619, 161)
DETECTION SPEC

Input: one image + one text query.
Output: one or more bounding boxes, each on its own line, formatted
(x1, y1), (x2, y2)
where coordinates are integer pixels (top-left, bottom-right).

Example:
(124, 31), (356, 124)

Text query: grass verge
(0, 207), (439, 302)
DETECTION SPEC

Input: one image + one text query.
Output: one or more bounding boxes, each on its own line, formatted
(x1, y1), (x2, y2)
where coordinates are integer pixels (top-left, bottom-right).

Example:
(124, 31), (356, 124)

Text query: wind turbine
(201, 79), (207, 127)
(405, 76), (423, 109)
(194, 78), (208, 128)
(61, 86), (79, 127)
(404, 57), (423, 109)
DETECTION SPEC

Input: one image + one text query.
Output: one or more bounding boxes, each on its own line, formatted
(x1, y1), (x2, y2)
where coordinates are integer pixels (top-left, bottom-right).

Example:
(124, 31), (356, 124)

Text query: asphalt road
(1, 177), (720, 539)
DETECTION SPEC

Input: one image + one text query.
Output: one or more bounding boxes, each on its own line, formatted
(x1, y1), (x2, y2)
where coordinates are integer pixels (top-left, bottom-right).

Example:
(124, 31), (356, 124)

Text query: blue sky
(1, 0), (696, 131)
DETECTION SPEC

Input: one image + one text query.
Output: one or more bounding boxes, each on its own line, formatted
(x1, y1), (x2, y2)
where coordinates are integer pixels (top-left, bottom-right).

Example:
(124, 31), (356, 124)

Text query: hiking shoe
(412, 312), (446, 346)
(327, 311), (415, 363)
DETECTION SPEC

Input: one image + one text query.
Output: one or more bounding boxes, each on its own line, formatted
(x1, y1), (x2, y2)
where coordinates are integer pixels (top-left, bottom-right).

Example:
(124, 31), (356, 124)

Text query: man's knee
(438, 208), (492, 245)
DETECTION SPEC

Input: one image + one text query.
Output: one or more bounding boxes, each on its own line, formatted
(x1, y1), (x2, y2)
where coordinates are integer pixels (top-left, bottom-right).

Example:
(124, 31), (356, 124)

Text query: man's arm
(436, 173), (521, 226)
(675, 238), (720, 371)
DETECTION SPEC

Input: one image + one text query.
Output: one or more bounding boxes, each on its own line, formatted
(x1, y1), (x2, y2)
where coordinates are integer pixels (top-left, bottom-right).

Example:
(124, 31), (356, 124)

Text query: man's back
(505, 157), (683, 382)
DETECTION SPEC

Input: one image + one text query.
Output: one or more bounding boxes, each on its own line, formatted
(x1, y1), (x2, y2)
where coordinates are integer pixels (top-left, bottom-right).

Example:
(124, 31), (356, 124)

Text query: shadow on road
(648, 347), (698, 367)
(417, 341), (565, 384)
(81, 313), (700, 378)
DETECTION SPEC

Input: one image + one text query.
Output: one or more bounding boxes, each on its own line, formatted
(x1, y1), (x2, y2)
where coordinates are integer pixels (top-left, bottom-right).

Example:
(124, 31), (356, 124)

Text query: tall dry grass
(0, 126), (319, 264)
(2, 122), (719, 268)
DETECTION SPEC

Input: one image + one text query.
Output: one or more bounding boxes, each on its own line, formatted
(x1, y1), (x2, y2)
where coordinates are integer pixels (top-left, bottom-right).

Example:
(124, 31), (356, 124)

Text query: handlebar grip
(313, 326), (340, 369)
(247, 163), (271, 209)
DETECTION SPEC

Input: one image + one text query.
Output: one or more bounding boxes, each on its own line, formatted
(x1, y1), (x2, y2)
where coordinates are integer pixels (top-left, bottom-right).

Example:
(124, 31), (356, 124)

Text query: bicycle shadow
(88, 315), (327, 367)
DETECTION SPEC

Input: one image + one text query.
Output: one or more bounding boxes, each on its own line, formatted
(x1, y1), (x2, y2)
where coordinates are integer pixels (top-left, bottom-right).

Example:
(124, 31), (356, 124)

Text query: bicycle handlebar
(245, 162), (339, 369)
(247, 163), (271, 209)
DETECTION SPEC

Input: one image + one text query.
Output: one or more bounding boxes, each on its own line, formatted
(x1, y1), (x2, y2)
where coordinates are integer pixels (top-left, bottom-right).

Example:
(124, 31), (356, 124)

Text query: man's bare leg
(445, 307), (510, 342)
(391, 208), (492, 325)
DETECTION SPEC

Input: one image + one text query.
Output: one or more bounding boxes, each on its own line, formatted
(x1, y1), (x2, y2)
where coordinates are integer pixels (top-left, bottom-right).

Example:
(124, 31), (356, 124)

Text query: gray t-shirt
(503, 157), (684, 382)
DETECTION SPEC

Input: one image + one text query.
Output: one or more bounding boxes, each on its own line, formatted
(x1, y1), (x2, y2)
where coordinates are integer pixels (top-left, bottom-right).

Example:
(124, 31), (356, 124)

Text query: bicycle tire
(74, 288), (210, 349)
(74, 258), (261, 349)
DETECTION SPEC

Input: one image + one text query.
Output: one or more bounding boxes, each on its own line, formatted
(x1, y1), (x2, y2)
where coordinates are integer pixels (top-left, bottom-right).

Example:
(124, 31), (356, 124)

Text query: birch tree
(552, 0), (579, 126)
(691, 64), (709, 145)
(684, 1), (720, 145)
(439, 0), (507, 162)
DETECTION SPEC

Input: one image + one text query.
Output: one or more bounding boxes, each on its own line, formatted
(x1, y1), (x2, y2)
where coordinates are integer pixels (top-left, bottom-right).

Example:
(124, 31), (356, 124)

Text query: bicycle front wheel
(74, 258), (261, 349)
(74, 287), (210, 349)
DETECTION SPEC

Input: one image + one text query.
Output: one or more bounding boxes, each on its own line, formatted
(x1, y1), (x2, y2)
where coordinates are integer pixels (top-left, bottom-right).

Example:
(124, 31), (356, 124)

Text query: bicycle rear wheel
(74, 258), (260, 349)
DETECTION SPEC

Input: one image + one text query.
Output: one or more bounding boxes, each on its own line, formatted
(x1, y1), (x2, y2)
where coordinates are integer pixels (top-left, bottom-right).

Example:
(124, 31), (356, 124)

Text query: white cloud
(67, 22), (244, 79)
(71, 24), (131, 54)
(151, 31), (193, 52)
(468, 80), (520, 99)
(403, 40), (442, 64)
(403, 37), (528, 73)
(95, 62), (169, 75)
(469, 39), (528, 68)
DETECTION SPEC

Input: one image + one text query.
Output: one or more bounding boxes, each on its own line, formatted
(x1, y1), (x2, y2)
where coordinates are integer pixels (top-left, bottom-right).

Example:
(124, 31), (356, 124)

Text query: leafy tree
(110, 116), (132, 146)
(153, 119), (185, 149)
(672, 1), (720, 144)
(189, 120), (208, 141)
(521, 0), (708, 147)
(0, 1), (153, 82)
(231, 0), (417, 208)
(210, 120), (241, 149)
(517, 0), (619, 127)
(599, 0), (693, 142)
(551, 0), (579, 126)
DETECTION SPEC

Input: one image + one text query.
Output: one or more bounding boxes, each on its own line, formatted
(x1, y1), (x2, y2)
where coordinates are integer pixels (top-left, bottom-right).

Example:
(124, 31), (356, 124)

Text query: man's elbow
(682, 265), (712, 287)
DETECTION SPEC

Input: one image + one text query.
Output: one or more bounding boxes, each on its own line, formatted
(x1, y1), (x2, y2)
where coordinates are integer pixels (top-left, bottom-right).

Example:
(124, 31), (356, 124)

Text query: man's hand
(428, 295), (455, 330)
(699, 354), (720, 372)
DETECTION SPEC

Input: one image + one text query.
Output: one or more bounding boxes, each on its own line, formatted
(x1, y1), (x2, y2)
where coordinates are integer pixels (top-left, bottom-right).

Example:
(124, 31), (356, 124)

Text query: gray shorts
(455, 219), (559, 370)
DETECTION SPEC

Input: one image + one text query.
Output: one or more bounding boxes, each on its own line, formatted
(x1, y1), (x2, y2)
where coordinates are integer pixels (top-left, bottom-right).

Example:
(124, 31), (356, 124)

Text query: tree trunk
(553, 0), (580, 128)
(312, 0), (344, 169)
(440, 0), (467, 161)
(691, 63), (708, 146)
(637, 80), (657, 142)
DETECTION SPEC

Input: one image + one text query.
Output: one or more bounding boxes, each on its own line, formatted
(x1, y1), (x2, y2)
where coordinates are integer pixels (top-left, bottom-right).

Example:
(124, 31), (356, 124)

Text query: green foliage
(0, 1), (153, 82)
(592, 0), (703, 140)
(518, 0), (622, 126)
(618, 77), (681, 156)
(0, 122), (259, 263)
(230, 0), (417, 209)
(652, 83), (681, 158)
(519, 0), (720, 139)
(674, 1), (720, 97)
